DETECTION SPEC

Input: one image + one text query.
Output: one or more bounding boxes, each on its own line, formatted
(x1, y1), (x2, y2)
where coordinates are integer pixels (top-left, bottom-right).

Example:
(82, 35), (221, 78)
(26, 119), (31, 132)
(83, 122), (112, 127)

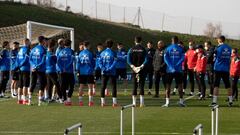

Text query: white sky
(55, 0), (240, 39)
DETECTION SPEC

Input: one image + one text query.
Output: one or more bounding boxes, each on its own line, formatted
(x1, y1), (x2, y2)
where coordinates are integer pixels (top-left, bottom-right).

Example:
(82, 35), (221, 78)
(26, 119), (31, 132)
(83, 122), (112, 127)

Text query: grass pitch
(0, 83), (239, 135)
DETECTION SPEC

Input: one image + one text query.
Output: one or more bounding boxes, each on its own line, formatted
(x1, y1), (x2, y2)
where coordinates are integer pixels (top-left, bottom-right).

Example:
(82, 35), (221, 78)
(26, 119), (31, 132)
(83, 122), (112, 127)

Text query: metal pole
(26, 21), (32, 41)
(70, 29), (75, 50)
(189, 16), (193, 34)
(123, 7), (126, 23)
(199, 128), (203, 135)
(81, 0), (83, 14)
(132, 106), (135, 135)
(212, 109), (214, 135)
(108, 4), (111, 21)
(95, 0), (97, 19)
(215, 108), (218, 135)
(120, 109), (123, 135)
(137, 7), (140, 26)
(161, 13), (165, 32)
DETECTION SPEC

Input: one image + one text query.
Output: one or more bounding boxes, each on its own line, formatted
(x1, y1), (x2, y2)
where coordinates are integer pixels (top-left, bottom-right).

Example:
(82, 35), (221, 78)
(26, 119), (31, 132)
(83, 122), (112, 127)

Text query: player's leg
(29, 71), (37, 103)
(147, 70), (153, 95)
(17, 71), (23, 104)
(231, 76), (239, 100)
(132, 73), (138, 106)
(66, 73), (75, 105)
(88, 76), (95, 106)
(176, 73), (185, 107)
(183, 70), (188, 94)
(10, 71), (16, 98)
(194, 72), (201, 95)
(100, 75), (109, 106)
(23, 72), (31, 105)
(139, 73), (146, 107)
(199, 73), (206, 100)
(50, 73), (62, 103)
(162, 73), (173, 107)
(60, 73), (67, 101)
(222, 72), (232, 106)
(0, 71), (10, 98)
(188, 69), (195, 95)
(111, 75), (118, 107)
(46, 74), (53, 102)
(212, 71), (221, 106)
(154, 71), (160, 98)
(38, 72), (46, 106)
(78, 75), (85, 106)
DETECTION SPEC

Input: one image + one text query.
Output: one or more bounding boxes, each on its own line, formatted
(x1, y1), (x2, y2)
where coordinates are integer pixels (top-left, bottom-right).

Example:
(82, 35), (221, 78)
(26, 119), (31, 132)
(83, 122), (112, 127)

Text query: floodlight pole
(26, 21), (32, 41)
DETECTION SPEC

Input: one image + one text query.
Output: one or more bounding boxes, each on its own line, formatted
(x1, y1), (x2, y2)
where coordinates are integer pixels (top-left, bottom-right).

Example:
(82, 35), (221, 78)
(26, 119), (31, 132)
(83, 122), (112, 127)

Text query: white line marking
(0, 98), (13, 102)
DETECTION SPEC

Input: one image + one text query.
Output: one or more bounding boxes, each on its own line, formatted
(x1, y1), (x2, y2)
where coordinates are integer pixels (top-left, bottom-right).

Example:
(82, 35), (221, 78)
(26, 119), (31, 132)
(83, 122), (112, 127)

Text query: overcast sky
(55, 0), (240, 39)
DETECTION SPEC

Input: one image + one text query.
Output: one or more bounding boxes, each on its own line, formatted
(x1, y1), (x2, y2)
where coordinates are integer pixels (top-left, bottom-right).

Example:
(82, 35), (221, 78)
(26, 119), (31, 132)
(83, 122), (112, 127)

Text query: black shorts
(18, 71), (30, 88)
(166, 72), (183, 85)
(79, 75), (95, 84)
(116, 68), (127, 79)
(11, 71), (19, 80)
(95, 69), (101, 80)
(214, 71), (230, 88)
(30, 71), (46, 92)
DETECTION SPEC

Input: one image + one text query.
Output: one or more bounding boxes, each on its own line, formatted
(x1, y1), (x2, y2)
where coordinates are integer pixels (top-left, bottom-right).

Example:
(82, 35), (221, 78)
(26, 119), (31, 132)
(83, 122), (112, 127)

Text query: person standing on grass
(185, 40), (201, 96)
(93, 43), (103, 95)
(57, 39), (75, 106)
(10, 41), (20, 98)
(153, 40), (166, 98)
(29, 36), (47, 106)
(115, 43), (128, 94)
(230, 48), (240, 101)
(195, 45), (207, 100)
(45, 39), (62, 103)
(145, 41), (155, 95)
(204, 41), (215, 98)
(0, 41), (11, 98)
(77, 41), (95, 107)
(127, 36), (147, 107)
(16, 38), (31, 105)
(162, 36), (185, 107)
(75, 42), (84, 85)
(99, 39), (118, 107)
(211, 35), (232, 107)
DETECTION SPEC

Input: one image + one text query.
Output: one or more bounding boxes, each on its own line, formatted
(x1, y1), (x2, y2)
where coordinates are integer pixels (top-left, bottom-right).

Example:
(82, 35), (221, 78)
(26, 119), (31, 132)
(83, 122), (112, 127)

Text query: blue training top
(17, 45), (30, 72)
(57, 47), (74, 73)
(116, 48), (127, 69)
(0, 49), (11, 71)
(78, 49), (95, 75)
(99, 48), (117, 75)
(46, 50), (57, 74)
(214, 43), (232, 72)
(29, 44), (46, 72)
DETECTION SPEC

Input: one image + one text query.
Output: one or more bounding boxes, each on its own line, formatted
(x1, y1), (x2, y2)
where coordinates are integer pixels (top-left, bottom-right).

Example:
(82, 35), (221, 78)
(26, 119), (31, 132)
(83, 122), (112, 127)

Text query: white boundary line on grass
(0, 98), (13, 102)
(0, 131), (192, 134)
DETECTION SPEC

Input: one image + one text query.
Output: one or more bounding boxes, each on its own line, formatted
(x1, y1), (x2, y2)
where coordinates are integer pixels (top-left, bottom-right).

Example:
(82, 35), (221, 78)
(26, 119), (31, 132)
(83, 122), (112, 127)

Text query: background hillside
(0, 1), (239, 50)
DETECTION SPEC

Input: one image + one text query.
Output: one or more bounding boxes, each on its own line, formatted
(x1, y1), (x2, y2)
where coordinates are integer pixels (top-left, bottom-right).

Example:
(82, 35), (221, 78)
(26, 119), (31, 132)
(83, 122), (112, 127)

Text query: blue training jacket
(17, 45), (30, 72)
(55, 46), (64, 72)
(214, 43), (232, 72)
(57, 47), (74, 73)
(99, 48), (117, 75)
(116, 48), (127, 69)
(29, 44), (46, 72)
(78, 49), (95, 75)
(164, 43), (185, 73)
(10, 49), (18, 71)
(95, 50), (102, 70)
(46, 51), (57, 74)
(0, 49), (11, 71)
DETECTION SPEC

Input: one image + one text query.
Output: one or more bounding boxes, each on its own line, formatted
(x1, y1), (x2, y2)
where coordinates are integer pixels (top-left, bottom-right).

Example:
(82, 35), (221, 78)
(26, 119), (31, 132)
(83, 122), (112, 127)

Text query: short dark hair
(38, 36), (45, 43)
(117, 43), (123, 46)
(48, 39), (56, 48)
(97, 43), (103, 47)
(179, 41), (184, 45)
(105, 39), (113, 48)
(25, 38), (30, 42)
(218, 35), (225, 42)
(148, 41), (153, 44)
(13, 41), (19, 45)
(135, 36), (142, 43)
(83, 41), (90, 47)
(2, 41), (9, 48)
(232, 48), (238, 54)
(172, 36), (179, 44)
(64, 39), (72, 47)
(206, 41), (212, 46)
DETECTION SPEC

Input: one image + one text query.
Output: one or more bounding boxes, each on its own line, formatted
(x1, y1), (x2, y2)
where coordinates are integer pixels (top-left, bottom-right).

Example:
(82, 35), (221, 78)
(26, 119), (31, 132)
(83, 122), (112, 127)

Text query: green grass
(0, 1), (240, 50)
(0, 82), (239, 135)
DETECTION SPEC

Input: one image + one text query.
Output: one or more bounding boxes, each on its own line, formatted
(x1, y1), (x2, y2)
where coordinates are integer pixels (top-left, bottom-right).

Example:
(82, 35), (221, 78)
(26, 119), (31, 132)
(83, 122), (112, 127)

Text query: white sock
(79, 96), (83, 102)
(93, 88), (96, 93)
(113, 97), (117, 104)
(18, 94), (21, 100)
(22, 95), (26, 101)
(38, 96), (42, 101)
(213, 96), (217, 103)
(132, 96), (136, 105)
(183, 89), (185, 92)
(101, 98), (105, 104)
(67, 98), (71, 102)
(28, 95), (32, 100)
(174, 88), (177, 92)
(140, 95), (144, 105)
(166, 98), (170, 105)
(148, 89), (151, 92)
(229, 96), (233, 103)
(89, 96), (93, 102)
(179, 98), (184, 104)
(11, 89), (14, 95)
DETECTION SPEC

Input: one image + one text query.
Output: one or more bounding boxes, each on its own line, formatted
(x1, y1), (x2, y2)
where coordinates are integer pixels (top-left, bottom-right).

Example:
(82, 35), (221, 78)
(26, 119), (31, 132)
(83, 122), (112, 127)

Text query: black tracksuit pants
(101, 75), (117, 98)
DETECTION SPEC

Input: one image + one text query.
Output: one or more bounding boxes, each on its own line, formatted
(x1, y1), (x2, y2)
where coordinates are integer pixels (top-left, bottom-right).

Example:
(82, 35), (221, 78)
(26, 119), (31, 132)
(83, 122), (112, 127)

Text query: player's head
(135, 36), (142, 44)
(97, 43), (103, 51)
(147, 41), (153, 49)
(2, 41), (10, 49)
(157, 40), (164, 49)
(58, 38), (65, 47)
(231, 48), (238, 57)
(38, 36), (45, 44)
(217, 35), (225, 44)
(64, 39), (72, 48)
(24, 38), (31, 46)
(105, 39), (113, 48)
(117, 43), (123, 50)
(43, 37), (49, 47)
(204, 41), (212, 50)
(171, 36), (179, 44)
(83, 41), (90, 49)
(13, 41), (19, 50)
(188, 39), (195, 49)
(79, 42), (84, 51)
(195, 44), (204, 53)
(47, 39), (56, 51)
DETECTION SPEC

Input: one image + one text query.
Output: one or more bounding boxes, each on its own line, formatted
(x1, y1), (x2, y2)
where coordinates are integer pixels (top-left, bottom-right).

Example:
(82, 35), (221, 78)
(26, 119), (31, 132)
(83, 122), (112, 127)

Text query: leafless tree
(204, 22), (222, 38)
(214, 23), (222, 38)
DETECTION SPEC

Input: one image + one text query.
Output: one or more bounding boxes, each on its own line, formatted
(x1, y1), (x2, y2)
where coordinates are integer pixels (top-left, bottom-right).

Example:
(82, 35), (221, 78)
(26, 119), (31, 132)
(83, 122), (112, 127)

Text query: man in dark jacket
(127, 36), (147, 107)
(153, 41), (166, 98)
(145, 41), (155, 95)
